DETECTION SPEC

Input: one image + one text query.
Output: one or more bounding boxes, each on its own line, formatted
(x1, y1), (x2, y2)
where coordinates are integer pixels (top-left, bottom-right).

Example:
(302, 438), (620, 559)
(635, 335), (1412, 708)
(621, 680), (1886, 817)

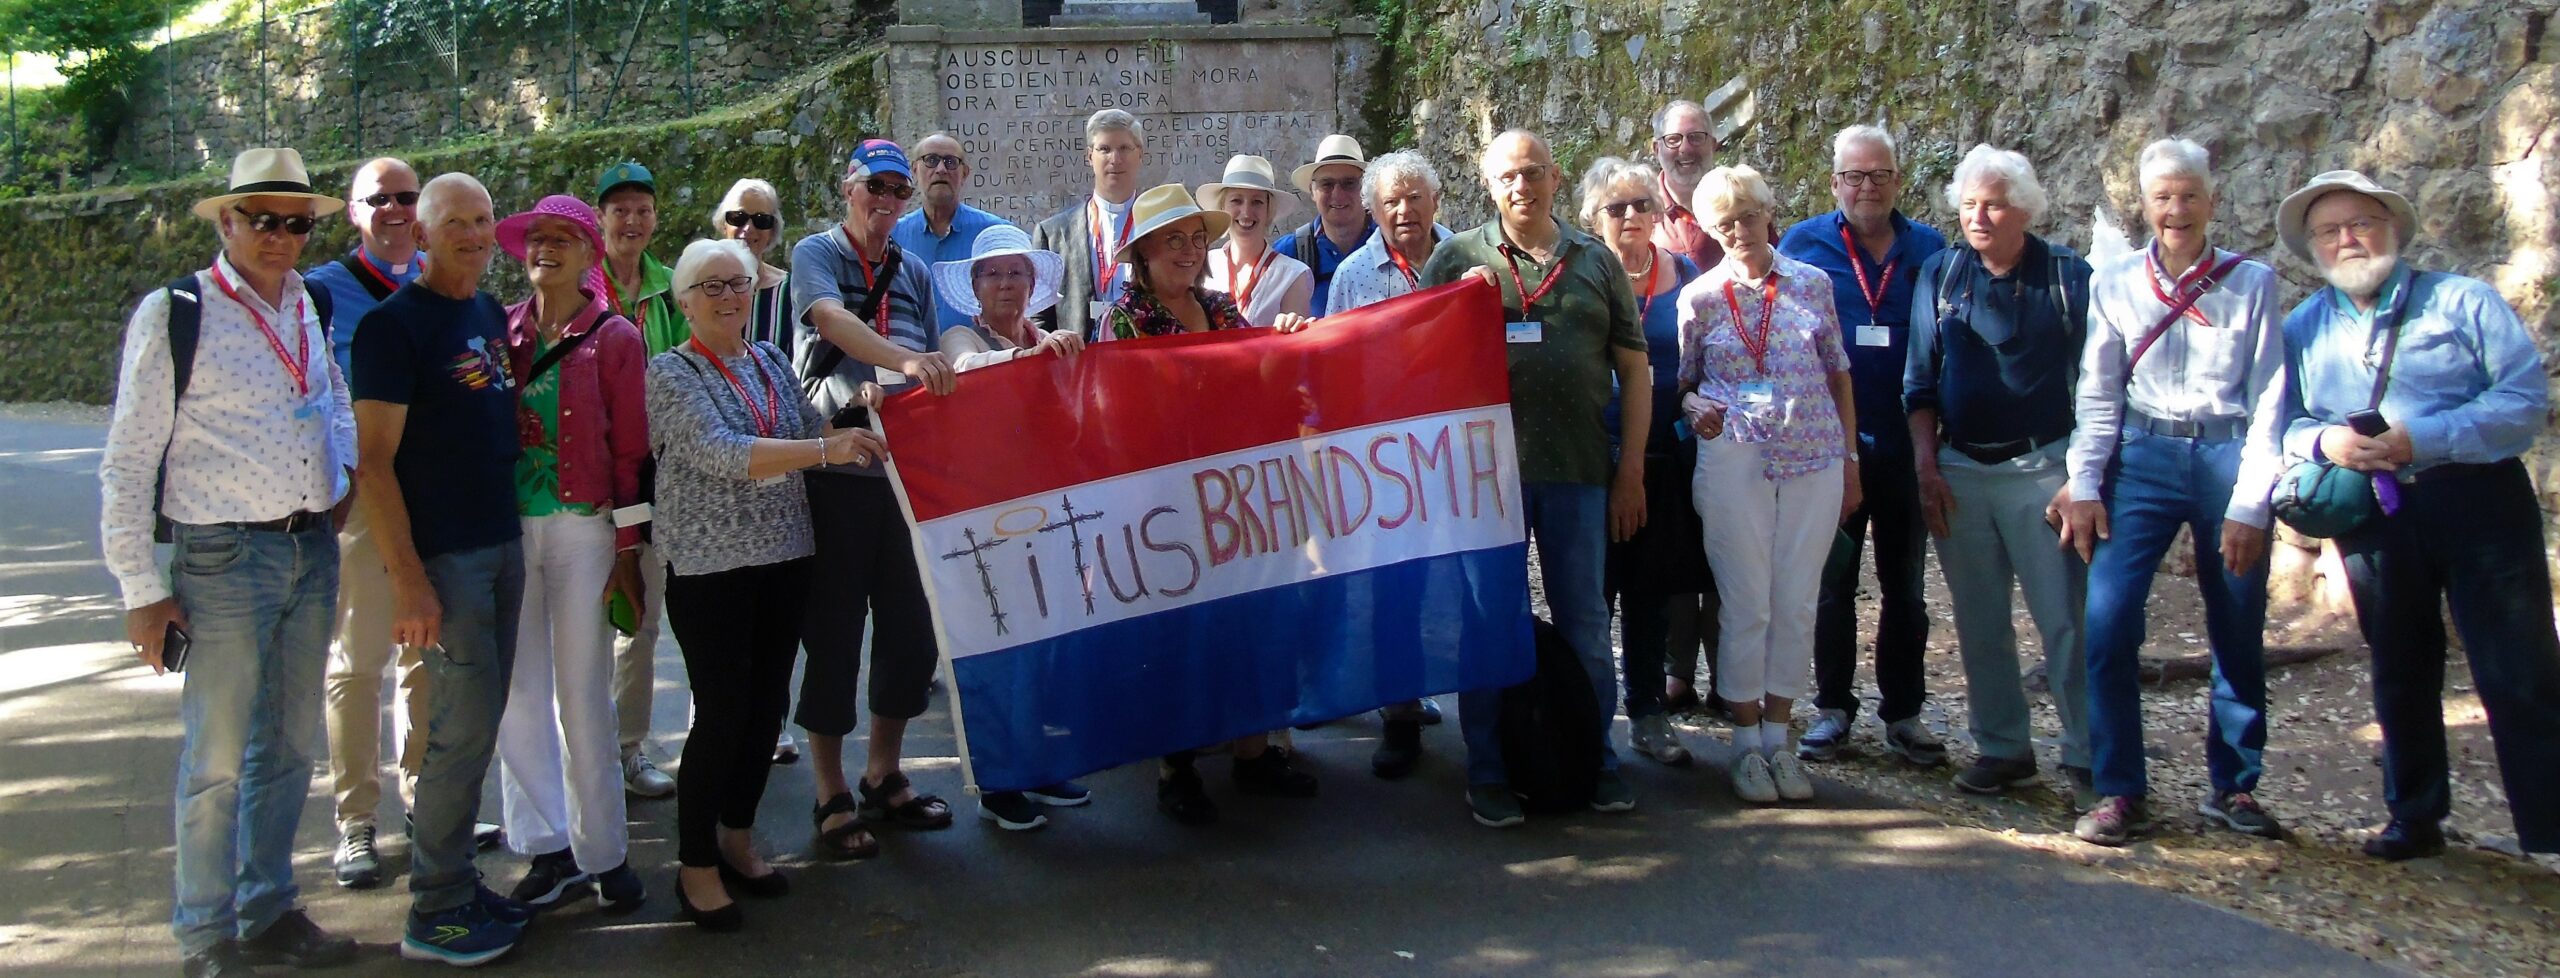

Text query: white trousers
(1693, 434), (1844, 704)
(497, 512), (629, 871)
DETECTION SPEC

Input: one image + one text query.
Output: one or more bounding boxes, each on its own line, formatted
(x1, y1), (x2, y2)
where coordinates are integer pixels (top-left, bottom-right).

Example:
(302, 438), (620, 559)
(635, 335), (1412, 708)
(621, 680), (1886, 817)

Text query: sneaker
(2362, 819), (2447, 861)
(473, 822), (504, 850)
(1466, 783), (1525, 828)
(979, 791), (1050, 831)
(1631, 714), (1693, 766)
(1157, 765), (1218, 825)
(2059, 764), (2098, 814)
(508, 849), (593, 910)
(401, 899), (522, 967)
(2074, 795), (2152, 847)
(1416, 696), (1444, 725)
(474, 884), (533, 926)
(1233, 748), (1319, 798)
(236, 909), (358, 968)
(1952, 755), (2039, 794)
(181, 941), (252, 978)
(593, 862), (646, 915)
(1883, 718), (1949, 768)
(1797, 709), (1851, 761)
(1023, 781), (1092, 807)
(1371, 716), (1424, 780)
(1589, 770), (1636, 813)
(1769, 752), (1817, 801)
(2200, 791), (2284, 839)
(623, 751), (676, 798)
(334, 822), (383, 890)
(772, 732), (800, 765)
(1730, 753), (1779, 804)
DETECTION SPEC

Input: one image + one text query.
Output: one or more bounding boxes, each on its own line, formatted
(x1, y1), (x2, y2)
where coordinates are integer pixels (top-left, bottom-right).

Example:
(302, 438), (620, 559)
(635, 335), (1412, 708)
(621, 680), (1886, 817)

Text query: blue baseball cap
(595, 161), (655, 200)
(845, 139), (912, 181)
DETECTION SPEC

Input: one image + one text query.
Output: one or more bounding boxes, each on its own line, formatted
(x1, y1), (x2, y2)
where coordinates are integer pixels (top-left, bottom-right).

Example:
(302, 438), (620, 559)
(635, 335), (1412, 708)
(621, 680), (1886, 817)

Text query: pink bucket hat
(498, 194), (615, 305)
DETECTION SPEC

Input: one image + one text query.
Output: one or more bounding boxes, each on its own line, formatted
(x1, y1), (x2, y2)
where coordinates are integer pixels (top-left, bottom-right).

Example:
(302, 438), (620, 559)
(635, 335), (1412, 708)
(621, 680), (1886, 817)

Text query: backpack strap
(308, 283), (334, 339)
(334, 252), (397, 302)
(155, 275), (205, 543)
(1293, 222), (1320, 267)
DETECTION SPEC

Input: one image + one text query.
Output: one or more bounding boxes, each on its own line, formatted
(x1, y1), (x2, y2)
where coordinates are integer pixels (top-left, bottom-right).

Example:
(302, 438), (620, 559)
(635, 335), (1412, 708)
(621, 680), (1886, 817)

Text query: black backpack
(1496, 617), (1603, 813)
(153, 273), (335, 541)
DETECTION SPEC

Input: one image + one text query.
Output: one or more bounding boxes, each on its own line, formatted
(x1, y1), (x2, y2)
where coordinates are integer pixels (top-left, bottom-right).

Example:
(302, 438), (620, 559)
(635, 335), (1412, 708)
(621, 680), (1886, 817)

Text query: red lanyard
(353, 248), (402, 294)
(1226, 245), (1276, 311)
(1091, 198), (1134, 296)
(841, 227), (895, 337)
(1837, 224), (1896, 320)
(208, 263), (311, 397)
(2147, 242), (2216, 327)
(689, 338), (783, 436)
(1633, 245), (1663, 321)
(1723, 276), (1780, 375)
(1386, 244), (1419, 288)
(1500, 242), (1570, 315)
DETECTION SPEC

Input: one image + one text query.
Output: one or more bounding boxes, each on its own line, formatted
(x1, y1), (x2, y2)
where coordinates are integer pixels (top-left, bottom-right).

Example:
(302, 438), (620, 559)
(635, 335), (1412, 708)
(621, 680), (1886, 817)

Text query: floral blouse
(1104, 284), (1250, 340)
(1676, 252), (1851, 481)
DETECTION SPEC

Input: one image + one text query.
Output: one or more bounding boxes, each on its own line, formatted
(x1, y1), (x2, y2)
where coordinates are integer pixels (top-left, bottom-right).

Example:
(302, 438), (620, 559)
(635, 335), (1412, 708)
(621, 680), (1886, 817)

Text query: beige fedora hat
(191, 147), (345, 221)
(1113, 184), (1233, 265)
(2276, 169), (2418, 264)
(1194, 155), (1300, 223)
(1289, 134), (1369, 193)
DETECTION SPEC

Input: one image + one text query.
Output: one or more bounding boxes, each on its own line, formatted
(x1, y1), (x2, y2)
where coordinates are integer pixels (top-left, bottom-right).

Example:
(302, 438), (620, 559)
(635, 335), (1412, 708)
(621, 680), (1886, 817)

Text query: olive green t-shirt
(1421, 217), (1645, 485)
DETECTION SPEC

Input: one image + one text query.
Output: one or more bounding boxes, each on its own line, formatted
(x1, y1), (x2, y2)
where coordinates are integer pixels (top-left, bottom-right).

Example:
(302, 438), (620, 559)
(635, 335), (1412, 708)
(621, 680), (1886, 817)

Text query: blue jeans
(410, 540), (522, 914)
(2084, 429), (2267, 799)
(168, 521), (337, 955)
(1461, 481), (1619, 786)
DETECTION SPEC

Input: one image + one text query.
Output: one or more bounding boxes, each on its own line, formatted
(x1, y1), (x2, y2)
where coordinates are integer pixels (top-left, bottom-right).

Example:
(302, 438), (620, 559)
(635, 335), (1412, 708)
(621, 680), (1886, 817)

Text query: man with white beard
(2274, 170), (2560, 863)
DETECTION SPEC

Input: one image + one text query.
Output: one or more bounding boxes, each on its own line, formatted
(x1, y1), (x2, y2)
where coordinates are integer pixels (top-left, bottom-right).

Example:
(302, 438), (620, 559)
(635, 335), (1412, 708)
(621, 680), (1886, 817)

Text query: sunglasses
(234, 206), (317, 236)
(861, 178), (915, 201)
(915, 153), (965, 172)
(1602, 198), (1658, 219)
(359, 190), (421, 208)
(724, 210), (778, 230)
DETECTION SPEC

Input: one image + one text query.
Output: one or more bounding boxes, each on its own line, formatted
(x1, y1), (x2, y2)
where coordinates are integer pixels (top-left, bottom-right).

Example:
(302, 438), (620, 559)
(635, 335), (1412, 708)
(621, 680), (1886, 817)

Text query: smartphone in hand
(2347, 409), (2390, 437)
(162, 620), (192, 673)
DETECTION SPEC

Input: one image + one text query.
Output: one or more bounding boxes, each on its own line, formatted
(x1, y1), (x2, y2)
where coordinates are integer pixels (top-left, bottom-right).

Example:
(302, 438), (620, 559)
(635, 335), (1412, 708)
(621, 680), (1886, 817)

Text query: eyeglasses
(972, 267), (1034, 284)
(1658, 131), (1713, 148)
(915, 153), (965, 172)
(1491, 164), (1552, 186)
(1153, 231), (1211, 252)
(723, 210), (778, 230)
(2308, 216), (2388, 243)
(688, 275), (755, 297)
(233, 206), (316, 236)
(1712, 208), (1771, 234)
(860, 178), (914, 201)
(1311, 176), (1362, 193)
(1602, 197), (1658, 219)
(1834, 169), (1899, 188)
(359, 191), (421, 208)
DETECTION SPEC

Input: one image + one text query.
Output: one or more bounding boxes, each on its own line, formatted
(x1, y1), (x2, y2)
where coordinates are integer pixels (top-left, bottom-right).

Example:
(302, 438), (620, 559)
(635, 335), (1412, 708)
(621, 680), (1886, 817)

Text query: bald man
(893, 132), (1015, 332)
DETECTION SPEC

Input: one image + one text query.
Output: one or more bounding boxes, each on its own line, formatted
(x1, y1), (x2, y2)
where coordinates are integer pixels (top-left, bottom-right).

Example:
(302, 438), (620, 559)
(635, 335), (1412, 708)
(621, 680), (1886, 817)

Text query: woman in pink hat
(490, 194), (653, 913)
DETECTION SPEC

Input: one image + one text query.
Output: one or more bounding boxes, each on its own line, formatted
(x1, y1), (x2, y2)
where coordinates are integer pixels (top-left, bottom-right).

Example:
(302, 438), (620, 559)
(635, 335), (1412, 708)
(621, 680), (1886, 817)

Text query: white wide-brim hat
(1112, 184), (1233, 265)
(192, 147), (345, 221)
(933, 224), (1066, 319)
(2276, 169), (2418, 265)
(1195, 155), (1299, 225)
(1289, 134), (1369, 193)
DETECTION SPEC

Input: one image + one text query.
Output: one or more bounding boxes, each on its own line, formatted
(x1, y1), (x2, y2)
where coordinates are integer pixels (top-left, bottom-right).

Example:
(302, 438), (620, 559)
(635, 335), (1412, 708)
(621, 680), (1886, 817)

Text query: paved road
(0, 408), (2403, 978)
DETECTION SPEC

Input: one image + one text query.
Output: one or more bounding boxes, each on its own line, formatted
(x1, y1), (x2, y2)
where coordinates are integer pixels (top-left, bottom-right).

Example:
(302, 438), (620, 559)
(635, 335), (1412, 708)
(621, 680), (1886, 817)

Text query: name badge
(874, 365), (905, 386)
(1736, 381), (1776, 406)
(756, 474), (790, 486)
(1856, 323), (1892, 347)
(1090, 300), (1112, 324)
(1505, 320), (1544, 344)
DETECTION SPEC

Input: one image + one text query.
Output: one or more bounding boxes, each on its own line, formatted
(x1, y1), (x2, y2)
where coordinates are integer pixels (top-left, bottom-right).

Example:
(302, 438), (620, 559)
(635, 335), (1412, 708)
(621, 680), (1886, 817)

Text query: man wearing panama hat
(2273, 169), (2560, 862)
(101, 146), (361, 976)
(1198, 155), (1314, 327)
(1274, 133), (1377, 317)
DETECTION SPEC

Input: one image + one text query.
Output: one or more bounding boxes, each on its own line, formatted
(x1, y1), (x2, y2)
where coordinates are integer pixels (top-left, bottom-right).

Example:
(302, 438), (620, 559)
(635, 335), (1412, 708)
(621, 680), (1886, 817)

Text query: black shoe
(332, 823), (382, 890)
(1157, 765), (1218, 825)
(2363, 819), (2447, 861)
(675, 885), (743, 933)
(235, 909), (357, 969)
(509, 849), (593, 910)
(594, 862), (646, 915)
(978, 790), (1050, 831)
(474, 883), (535, 926)
(718, 860), (790, 898)
(1417, 697), (1444, 725)
(182, 941), (254, 978)
(1371, 716), (1424, 780)
(1233, 748), (1319, 798)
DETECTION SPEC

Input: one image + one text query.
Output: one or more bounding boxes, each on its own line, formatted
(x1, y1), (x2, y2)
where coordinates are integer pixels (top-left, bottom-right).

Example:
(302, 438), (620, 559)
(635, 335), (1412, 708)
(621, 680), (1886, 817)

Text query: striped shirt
(787, 226), (936, 477)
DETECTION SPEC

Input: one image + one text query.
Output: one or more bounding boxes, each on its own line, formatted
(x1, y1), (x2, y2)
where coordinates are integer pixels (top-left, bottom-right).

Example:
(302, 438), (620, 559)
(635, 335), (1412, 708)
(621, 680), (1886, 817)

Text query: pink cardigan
(505, 289), (652, 550)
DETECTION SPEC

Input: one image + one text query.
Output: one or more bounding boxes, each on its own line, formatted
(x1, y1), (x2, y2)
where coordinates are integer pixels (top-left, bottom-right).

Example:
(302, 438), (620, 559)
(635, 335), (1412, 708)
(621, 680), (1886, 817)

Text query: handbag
(2272, 279), (2419, 538)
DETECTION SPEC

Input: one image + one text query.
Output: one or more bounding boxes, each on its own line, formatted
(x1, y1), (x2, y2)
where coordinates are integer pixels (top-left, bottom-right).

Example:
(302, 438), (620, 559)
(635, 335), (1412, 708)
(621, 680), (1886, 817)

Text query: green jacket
(607, 253), (683, 355)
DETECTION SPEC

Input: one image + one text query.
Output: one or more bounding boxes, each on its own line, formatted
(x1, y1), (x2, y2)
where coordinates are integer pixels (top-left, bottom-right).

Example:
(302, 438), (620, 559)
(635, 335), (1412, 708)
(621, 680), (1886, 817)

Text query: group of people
(101, 93), (2560, 976)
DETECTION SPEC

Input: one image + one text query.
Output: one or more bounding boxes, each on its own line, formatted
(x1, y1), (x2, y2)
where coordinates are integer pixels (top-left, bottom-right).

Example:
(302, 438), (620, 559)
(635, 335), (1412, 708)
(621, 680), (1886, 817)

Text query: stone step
(1048, 2), (1213, 25)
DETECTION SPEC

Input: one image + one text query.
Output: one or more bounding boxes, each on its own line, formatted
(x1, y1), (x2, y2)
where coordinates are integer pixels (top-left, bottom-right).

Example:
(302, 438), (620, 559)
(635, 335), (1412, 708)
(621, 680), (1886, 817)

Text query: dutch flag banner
(877, 279), (1535, 792)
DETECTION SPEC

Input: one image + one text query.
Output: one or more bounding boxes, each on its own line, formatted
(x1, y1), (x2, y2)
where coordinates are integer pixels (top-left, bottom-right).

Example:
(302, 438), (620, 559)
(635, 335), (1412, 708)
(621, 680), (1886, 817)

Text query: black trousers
(667, 556), (809, 867)
(1812, 447), (1931, 724)
(2336, 460), (2560, 852)
(798, 473), (939, 734)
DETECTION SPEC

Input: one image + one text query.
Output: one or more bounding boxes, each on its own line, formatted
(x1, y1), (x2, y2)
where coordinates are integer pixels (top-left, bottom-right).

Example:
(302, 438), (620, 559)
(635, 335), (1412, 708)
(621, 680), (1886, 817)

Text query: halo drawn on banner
(991, 505), (1050, 538)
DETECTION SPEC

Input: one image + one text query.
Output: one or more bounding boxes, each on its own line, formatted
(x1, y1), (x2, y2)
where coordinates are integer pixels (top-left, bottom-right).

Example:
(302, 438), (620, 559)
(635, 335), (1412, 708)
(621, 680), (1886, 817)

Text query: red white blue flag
(878, 280), (1534, 792)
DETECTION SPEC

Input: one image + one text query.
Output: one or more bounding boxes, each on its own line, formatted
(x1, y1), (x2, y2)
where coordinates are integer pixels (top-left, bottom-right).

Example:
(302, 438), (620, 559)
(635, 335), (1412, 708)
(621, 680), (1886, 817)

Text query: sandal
(808, 791), (879, 860)
(857, 771), (954, 830)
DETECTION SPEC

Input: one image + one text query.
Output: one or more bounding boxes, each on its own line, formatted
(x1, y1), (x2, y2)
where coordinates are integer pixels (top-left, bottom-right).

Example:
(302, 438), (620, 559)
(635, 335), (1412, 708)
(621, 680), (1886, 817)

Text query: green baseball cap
(595, 161), (656, 200)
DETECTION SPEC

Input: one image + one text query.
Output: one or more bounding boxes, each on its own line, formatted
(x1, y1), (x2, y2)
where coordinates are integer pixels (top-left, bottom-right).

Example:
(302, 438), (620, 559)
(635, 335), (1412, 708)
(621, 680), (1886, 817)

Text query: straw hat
(1194, 155), (1299, 223)
(933, 224), (1066, 319)
(1289, 135), (1369, 193)
(191, 148), (344, 221)
(1112, 184), (1232, 264)
(2276, 170), (2418, 264)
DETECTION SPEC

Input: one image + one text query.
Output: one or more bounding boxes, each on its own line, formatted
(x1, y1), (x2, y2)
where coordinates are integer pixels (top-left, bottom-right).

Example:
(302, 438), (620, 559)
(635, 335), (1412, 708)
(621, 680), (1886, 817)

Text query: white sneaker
(1770, 751), (1817, 801)
(623, 750), (676, 798)
(1730, 753), (1779, 804)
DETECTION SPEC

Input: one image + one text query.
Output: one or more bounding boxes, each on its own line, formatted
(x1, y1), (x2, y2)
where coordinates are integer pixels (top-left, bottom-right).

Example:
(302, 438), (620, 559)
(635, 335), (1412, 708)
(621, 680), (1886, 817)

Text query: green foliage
(334, 0), (787, 53)
(0, 0), (162, 172)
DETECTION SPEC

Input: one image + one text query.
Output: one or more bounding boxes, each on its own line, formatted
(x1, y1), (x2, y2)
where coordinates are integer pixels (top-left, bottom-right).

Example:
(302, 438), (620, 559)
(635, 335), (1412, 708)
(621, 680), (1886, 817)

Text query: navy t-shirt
(349, 283), (523, 559)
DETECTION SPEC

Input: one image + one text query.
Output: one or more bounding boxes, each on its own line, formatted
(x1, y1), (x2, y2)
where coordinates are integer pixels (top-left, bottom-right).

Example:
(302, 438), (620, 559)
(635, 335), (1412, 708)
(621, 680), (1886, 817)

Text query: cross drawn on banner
(1038, 496), (1108, 615)
(940, 527), (1010, 636)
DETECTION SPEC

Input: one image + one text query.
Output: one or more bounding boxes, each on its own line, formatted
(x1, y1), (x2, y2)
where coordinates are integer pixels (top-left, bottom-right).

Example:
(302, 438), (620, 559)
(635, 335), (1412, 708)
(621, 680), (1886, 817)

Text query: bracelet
(816, 437), (829, 467)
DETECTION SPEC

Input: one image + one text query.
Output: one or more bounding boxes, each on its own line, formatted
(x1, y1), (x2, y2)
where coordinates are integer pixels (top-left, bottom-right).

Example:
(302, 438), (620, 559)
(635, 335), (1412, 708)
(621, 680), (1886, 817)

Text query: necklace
(1623, 245), (1657, 279)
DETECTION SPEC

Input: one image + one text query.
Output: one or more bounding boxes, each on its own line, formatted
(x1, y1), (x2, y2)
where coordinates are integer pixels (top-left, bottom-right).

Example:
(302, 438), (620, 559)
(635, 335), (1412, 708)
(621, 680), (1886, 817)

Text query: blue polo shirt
(1778, 210), (1945, 458)
(305, 246), (424, 376)
(1274, 219), (1376, 317)
(893, 203), (1012, 333)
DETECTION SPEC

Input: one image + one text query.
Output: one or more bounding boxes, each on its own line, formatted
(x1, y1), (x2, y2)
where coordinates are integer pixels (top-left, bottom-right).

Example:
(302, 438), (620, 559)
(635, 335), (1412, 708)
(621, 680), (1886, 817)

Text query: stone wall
(0, 50), (884, 404)
(113, 0), (884, 177)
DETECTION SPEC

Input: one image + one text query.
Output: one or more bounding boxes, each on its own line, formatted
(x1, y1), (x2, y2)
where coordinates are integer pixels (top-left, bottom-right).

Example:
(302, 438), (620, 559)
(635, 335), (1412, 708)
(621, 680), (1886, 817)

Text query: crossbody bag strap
(2123, 252), (2248, 382)
(521, 319), (601, 387)
(2366, 274), (2422, 411)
